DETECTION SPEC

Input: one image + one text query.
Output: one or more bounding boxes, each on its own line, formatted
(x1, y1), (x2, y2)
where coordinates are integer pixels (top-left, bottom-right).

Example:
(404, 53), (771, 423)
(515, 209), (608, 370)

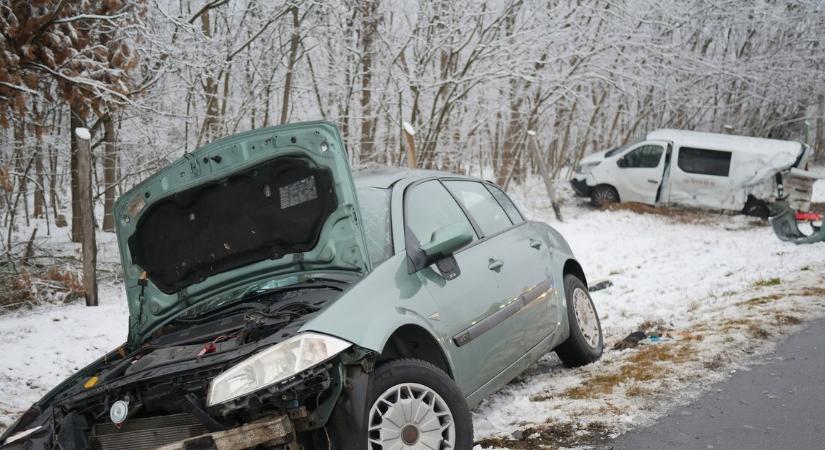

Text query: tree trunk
(816, 94), (825, 163)
(12, 120), (26, 225)
(70, 108), (83, 242)
(76, 128), (98, 307)
(33, 132), (45, 219)
(198, 10), (220, 145)
(48, 140), (59, 221)
(102, 115), (117, 232)
(358, 0), (379, 163)
(280, 6), (300, 125)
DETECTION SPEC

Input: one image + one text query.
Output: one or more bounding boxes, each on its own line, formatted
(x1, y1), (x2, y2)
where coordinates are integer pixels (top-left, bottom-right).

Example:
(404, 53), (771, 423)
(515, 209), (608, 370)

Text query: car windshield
(356, 186), (393, 267)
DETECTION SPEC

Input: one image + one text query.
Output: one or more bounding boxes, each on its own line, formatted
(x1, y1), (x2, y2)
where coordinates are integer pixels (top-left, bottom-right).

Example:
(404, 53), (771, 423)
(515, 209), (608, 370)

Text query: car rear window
(356, 186), (393, 266)
(677, 147), (732, 177)
(484, 184), (524, 224)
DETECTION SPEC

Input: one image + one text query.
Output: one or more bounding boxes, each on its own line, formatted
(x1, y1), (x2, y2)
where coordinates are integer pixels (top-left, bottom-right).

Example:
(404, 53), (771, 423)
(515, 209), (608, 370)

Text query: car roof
(353, 167), (464, 188)
(646, 129), (802, 156)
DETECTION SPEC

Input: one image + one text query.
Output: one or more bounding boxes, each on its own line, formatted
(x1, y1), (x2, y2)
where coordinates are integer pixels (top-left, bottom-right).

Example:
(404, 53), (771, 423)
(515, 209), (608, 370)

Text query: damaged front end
(4, 122), (377, 449)
(1, 283), (375, 449)
(769, 201), (825, 244)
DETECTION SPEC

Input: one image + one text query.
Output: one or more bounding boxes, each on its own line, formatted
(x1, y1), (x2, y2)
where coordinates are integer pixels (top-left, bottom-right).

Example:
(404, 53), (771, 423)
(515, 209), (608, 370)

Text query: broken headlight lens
(207, 332), (351, 406)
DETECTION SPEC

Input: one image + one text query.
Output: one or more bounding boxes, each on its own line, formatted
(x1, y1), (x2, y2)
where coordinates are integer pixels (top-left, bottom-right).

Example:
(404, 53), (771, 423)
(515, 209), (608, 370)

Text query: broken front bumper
(570, 178), (592, 197)
(156, 415), (292, 450)
(769, 201), (825, 244)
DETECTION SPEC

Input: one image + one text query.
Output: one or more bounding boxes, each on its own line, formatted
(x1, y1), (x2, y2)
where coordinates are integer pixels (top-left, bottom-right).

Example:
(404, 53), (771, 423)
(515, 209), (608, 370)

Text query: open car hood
(114, 122), (370, 345)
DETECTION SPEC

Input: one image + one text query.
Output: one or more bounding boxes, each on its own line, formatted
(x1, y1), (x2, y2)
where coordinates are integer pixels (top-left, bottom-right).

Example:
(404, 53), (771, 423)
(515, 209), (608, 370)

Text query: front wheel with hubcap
(556, 274), (604, 367)
(366, 359), (473, 450)
(591, 185), (619, 208)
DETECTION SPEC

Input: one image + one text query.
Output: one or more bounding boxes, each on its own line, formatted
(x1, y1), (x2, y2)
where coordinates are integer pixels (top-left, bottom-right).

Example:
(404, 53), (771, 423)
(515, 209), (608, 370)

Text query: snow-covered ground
(2, 180), (825, 449)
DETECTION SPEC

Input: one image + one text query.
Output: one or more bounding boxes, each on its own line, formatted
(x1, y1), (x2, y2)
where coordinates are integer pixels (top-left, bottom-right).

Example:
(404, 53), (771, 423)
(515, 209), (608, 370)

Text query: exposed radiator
(91, 413), (207, 450)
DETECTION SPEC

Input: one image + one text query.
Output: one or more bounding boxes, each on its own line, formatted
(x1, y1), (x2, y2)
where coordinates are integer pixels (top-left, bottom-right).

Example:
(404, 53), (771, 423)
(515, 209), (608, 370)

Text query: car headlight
(576, 161), (600, 175)
(4, 426), (42, 445)
(207, 332), (351, 406)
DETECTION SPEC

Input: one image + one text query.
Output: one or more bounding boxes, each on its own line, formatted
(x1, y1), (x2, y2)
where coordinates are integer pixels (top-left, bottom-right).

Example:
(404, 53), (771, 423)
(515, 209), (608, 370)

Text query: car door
(613, 142), (668, 204)
(482, 182), (559, 346)
(405, 180), (525, 395)
(441, 180), (555, 389)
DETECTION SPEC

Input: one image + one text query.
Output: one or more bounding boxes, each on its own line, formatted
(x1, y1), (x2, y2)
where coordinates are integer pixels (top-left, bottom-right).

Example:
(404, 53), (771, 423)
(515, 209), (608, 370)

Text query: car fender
(530, 222), (582, 338)
(300, 252), (455, 374)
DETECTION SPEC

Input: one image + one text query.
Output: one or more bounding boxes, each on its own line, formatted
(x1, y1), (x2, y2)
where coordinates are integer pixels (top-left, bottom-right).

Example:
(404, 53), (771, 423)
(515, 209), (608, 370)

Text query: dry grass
(0, 267), (84, 308)
(774, 313), (802, 325)
(625, 384), (654, 397)
(560, 344), (695, 400)
(753, 277), (781, 287)
(604, 202), (714, 224)
(476, 420), (611, 449)
(746, 323), (770, 339)
(738, 293), (783, 307)
(799, 286), (825, 297)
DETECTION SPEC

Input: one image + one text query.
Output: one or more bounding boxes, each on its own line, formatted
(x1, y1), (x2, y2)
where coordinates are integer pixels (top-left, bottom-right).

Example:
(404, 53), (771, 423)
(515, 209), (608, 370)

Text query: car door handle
(529, 238), (542, 249)
(647, 179), (658, 184)
(488, 258), (504, 271)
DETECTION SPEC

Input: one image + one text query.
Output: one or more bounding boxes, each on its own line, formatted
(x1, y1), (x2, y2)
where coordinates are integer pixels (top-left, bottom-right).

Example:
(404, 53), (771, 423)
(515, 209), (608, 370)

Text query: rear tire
(591, 185), (619, 208)
(556, 275), (604, 367)
(365, 359), (473, 450)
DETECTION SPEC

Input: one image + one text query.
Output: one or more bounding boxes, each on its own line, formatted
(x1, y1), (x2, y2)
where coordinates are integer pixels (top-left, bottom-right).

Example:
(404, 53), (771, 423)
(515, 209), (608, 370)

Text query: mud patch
(476, 421), (611, 449)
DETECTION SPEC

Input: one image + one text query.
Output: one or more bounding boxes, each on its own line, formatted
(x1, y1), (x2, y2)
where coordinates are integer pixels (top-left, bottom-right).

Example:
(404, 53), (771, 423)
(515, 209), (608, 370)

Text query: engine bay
(39, 283), (347, 450)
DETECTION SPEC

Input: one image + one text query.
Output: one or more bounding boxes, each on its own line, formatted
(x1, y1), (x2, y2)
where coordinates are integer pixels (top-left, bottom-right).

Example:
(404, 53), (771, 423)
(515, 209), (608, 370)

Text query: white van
(570, 129), (816, 216)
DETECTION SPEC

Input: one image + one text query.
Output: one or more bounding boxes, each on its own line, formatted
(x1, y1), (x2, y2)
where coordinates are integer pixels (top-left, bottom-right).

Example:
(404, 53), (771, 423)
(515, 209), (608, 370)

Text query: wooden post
(528, 130), (563, 222)
(75, 127), (98, 307)
(402, 121), (416, 169)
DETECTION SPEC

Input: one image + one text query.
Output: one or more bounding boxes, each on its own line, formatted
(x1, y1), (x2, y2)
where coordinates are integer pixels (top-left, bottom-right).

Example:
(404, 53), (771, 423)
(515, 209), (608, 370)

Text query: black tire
(556, 274), (604, 367)
(591, 185), (619, 208)
(365, 359), (473, 450)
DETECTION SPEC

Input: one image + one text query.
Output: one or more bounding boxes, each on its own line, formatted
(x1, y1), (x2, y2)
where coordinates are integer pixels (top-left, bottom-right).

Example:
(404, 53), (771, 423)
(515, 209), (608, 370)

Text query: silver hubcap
(573, 287), (601, 348)
(368, 383), (456, 449)
(594, 188), (617, 205)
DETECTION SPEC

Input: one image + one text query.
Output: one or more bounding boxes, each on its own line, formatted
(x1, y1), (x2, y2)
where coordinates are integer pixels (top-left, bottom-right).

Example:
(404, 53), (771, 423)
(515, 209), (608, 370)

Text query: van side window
(619, 145), (664, 168)
(677, 147), (732, 177)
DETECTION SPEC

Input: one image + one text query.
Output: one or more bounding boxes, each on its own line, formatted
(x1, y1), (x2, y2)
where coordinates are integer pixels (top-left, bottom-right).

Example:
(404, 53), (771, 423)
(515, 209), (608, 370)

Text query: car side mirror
(616, 156), (627, 168)
(407, 223), (474, 276)
(421, 223), (474, 261)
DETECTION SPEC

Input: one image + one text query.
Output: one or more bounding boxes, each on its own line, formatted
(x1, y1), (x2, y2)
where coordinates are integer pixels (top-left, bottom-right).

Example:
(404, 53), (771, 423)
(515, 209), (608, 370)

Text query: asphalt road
(603, 317), (825, 450)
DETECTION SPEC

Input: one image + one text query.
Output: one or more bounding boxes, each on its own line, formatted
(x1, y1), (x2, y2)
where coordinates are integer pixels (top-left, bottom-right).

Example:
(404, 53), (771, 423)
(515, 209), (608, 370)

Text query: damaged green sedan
(1, 121), (602, 450)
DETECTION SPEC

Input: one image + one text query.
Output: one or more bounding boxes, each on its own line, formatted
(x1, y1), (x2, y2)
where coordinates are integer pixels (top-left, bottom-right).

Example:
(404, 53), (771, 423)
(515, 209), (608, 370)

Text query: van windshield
(605, 141), (638, 158)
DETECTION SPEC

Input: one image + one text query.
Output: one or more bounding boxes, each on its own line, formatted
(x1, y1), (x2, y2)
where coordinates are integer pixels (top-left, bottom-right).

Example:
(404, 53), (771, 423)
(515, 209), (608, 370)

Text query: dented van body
(572, 129), (818, 215)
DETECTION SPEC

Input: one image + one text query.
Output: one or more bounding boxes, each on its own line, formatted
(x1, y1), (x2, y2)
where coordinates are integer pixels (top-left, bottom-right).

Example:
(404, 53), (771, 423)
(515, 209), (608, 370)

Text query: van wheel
(591, 185), (619, 208)
(556, 275), (603, 367)
(366, 359), (473, 450)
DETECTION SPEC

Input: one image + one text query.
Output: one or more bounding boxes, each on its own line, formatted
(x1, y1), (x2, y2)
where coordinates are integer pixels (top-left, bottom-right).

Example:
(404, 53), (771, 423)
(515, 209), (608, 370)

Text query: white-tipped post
(75, 127), (91, 140)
